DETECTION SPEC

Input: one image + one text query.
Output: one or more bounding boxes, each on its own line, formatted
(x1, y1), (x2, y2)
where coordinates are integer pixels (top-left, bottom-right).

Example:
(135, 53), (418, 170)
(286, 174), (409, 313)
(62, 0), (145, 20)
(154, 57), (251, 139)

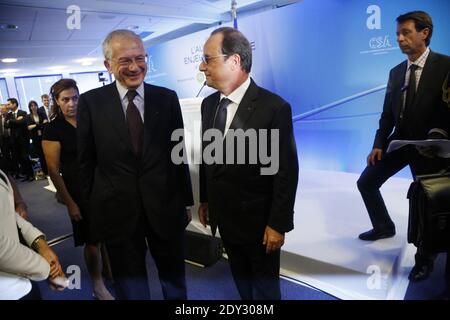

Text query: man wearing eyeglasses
(198, 27), (299, 300)
(77, 29), (194, 300)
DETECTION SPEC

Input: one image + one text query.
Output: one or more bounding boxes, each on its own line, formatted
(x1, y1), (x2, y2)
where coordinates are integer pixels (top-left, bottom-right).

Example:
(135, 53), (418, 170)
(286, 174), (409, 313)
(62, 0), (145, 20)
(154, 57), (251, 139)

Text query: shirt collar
(116, 80), (145, 101)
(220, 76), (251, 105)
(408, 47), (430, 69)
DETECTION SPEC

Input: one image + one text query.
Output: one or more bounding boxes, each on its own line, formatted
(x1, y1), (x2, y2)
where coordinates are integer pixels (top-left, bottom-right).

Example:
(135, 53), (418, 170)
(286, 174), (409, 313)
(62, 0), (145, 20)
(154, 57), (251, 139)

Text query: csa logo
(369, 36), (392, 49)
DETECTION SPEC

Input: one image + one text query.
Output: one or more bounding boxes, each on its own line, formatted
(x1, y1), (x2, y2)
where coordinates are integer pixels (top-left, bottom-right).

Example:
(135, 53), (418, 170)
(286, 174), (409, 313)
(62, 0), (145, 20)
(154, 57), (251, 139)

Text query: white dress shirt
(404, 46), (429, 91)
(42, 106), (50, 120)
(219, 76), (251, 135)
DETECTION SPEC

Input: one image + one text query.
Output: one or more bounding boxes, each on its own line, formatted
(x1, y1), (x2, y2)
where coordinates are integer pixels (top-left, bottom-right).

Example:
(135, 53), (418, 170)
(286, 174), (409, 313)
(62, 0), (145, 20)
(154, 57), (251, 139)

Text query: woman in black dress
(26, 100), (48, 175)
(42, 79), (114, 300)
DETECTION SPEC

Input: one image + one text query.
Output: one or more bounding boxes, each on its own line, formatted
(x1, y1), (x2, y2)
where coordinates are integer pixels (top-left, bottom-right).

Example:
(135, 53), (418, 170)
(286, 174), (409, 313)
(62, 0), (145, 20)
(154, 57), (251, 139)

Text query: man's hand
(16, 116), (24, 121)
(263, 226), (285, 254)
(367, 148), (383, 166)
(198, 203), (209, 228)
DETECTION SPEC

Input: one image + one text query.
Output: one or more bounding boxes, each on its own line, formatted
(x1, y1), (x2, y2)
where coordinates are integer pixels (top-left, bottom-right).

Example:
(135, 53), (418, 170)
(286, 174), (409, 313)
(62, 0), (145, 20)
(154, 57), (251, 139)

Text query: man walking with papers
(356, 11), (450, 282)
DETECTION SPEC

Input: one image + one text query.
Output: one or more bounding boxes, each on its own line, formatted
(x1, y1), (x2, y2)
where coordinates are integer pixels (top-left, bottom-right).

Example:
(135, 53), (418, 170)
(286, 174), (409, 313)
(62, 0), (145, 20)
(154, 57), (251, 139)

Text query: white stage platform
(279, 169), (415, 300)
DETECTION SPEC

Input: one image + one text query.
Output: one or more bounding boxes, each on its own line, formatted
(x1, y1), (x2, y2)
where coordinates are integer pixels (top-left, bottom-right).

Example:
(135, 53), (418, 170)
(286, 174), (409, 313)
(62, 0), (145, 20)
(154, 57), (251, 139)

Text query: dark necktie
(214, 98), (232, 135)
(126, 90), (144, 158)
(405, 64), (419, 112)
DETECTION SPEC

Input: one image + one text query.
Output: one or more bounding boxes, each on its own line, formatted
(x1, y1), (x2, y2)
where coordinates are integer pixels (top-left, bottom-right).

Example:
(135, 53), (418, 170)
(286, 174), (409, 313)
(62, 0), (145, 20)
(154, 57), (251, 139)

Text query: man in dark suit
(77, 29), (194, 300)
(4, 98), (34, 181)
(357, 11), (450, 282)
(198, 27), (299, 300)
(38, 94), (51, 122)
(0, 104), (13, 174)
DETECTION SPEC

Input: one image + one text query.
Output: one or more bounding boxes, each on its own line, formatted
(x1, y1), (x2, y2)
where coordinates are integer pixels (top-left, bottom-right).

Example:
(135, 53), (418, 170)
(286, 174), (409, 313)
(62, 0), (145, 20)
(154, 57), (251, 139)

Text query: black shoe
(358, 228), (395, 241)
(409, 262), (433, 282)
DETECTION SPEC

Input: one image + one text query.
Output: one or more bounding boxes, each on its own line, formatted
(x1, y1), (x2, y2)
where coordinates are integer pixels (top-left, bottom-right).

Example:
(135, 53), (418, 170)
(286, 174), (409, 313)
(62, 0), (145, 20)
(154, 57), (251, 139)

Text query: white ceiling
(0, 0), (298, 77)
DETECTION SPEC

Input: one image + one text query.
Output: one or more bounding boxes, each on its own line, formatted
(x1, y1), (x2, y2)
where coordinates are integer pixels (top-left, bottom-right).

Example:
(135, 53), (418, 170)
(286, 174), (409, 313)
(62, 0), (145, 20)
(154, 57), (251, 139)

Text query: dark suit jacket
(5, 110), (29, 144)
(199, 79), (299, 244)
(77, 82), (194, 243)
(373, 51), (450, 150)
(38, 106), (51, 122)
(26, 113), (46, 144)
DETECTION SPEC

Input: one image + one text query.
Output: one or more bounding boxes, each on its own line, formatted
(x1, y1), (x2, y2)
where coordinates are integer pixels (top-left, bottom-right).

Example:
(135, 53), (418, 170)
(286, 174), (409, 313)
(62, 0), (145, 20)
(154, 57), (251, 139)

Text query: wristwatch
(31, 235), (45, 251)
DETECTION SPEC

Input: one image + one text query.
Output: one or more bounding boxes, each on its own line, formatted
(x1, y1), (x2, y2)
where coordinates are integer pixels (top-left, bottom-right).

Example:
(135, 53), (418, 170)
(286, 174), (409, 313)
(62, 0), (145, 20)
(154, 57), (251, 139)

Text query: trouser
(221, 238), (281, 300)
(357, 145), (446, 262)
(105, 215), (187, 300)
(11, 140), (33, 178)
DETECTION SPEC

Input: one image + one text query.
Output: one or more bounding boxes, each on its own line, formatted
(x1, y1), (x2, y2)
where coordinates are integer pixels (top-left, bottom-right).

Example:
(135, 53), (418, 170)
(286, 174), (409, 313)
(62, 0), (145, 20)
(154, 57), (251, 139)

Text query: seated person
(0, 168), (67, 299)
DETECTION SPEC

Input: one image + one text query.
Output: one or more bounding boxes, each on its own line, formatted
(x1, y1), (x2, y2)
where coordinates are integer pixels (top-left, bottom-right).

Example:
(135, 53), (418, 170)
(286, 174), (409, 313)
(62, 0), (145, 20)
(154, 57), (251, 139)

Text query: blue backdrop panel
(145, 0), (450, 176)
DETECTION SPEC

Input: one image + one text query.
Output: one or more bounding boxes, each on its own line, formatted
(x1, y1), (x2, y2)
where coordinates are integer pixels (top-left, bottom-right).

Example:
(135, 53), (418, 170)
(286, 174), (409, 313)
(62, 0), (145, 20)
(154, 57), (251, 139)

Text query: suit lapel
(105, 82), (135, 155)
(227, 79), (258, 133)
(203, 92), (221, 131)
(394, 62), (407, 122)
(142, 83), (160, 160)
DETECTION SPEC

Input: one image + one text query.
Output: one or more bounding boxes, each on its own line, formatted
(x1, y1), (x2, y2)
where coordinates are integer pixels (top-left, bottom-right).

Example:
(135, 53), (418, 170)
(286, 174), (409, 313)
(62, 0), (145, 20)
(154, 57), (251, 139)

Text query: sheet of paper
(387, 139), (450, 158)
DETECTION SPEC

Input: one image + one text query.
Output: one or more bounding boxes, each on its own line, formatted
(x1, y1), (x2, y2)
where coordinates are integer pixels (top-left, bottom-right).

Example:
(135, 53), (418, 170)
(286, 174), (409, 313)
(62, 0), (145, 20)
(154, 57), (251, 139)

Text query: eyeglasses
(201, 54), (229, 65)
(110, 55), (148, 67)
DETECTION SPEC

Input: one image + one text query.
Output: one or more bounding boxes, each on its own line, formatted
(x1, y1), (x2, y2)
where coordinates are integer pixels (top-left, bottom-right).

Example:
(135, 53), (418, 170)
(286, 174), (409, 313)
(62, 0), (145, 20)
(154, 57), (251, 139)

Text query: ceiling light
(81, 61), (93, 66)
(76, 57), (96, 63)
(47, 66), (66, 71)
(0, 69), (19, 73)
(1, 58), (17, 63)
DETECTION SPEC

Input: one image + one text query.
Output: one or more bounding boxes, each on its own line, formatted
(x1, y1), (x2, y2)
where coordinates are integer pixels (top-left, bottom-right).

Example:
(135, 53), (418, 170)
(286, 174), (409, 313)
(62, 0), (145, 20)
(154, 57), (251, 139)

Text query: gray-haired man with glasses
(77, 29), (194, 300)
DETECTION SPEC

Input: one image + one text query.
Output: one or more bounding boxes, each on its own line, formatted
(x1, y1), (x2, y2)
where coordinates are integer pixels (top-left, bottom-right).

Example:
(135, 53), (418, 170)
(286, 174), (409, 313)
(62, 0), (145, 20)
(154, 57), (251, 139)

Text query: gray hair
(102, 29), (142, 60)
